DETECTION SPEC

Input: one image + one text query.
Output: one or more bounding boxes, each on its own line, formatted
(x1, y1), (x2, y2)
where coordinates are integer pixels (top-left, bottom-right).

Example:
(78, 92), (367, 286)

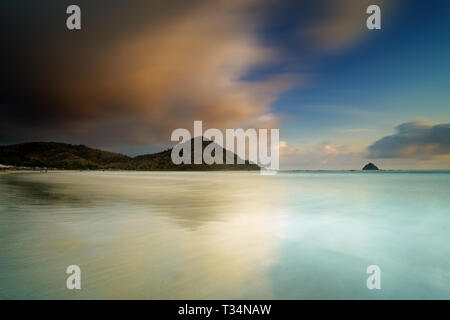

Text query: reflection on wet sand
(0, 171), (449, 299)
(0, 172), (288, 299)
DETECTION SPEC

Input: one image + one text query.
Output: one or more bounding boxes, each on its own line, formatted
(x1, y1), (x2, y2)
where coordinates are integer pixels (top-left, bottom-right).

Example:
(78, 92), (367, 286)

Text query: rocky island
(362, 163), (379, 170)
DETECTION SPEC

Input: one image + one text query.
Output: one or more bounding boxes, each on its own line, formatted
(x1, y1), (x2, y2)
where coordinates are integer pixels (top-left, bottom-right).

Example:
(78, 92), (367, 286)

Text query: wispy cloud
(340, 128), (374, 133)
(280, 141), (362, 169)
(302, 0), (396, 51)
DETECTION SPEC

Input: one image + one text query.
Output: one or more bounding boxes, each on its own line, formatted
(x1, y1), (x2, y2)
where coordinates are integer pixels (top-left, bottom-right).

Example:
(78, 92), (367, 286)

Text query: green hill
(0, 140), (259, 171)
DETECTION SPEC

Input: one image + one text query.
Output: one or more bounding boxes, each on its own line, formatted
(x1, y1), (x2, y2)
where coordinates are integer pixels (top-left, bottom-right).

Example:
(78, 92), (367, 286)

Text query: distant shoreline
(1, 169), (449, 175)
(0, 169), (262, 174)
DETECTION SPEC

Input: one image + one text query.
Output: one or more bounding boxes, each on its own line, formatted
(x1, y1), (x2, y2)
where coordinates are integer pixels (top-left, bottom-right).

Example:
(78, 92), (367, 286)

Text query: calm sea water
(0, 171), (449, 299)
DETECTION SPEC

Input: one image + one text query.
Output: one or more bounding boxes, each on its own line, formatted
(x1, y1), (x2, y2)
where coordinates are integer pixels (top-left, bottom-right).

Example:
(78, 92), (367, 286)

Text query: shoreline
(1, 169), (449, 175)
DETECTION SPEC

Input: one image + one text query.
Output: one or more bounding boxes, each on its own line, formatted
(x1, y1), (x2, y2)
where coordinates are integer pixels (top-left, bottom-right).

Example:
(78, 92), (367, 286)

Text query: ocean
(0, 171), (449, 299)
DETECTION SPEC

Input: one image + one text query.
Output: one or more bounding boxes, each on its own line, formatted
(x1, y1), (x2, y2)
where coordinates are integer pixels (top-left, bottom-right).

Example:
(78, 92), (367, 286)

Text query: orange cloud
(0, 0), (296, 148)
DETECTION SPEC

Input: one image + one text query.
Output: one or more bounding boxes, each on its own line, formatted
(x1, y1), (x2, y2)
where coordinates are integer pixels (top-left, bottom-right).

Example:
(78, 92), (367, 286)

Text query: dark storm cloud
(367, 120), (450, 159)
(0, 0), (391, 150)
(1, 0), (293, 148)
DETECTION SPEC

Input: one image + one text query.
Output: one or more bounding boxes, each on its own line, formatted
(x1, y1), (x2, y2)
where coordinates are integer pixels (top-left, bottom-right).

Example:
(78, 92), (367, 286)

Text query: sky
(1, 0), (449, 169)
